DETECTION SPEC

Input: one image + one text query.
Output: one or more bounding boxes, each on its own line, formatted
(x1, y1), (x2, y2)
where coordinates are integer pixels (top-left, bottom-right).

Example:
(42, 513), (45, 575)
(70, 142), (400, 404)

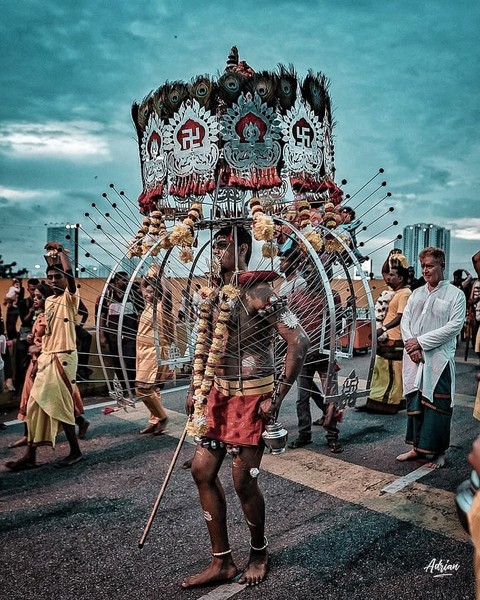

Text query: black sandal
(328, 441), (344, 454)
(288, 438), (312, 449)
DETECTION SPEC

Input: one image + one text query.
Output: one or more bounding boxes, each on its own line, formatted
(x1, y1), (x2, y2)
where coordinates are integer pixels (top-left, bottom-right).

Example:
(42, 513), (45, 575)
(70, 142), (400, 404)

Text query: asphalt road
(0, 343), (479, 600)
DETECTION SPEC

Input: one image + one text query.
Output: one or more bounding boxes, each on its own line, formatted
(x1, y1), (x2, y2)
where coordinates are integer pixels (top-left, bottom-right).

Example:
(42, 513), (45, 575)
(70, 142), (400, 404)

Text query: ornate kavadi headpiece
(131, 46), (343, 216)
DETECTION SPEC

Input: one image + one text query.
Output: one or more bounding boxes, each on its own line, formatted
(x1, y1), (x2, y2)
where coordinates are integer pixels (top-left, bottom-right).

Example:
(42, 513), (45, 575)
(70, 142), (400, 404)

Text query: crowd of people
(2, 232), (480, 592)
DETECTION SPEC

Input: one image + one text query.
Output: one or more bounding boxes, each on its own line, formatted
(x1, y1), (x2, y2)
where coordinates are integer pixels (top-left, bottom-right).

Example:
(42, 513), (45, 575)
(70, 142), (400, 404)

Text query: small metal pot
(262, 422), (288, 455)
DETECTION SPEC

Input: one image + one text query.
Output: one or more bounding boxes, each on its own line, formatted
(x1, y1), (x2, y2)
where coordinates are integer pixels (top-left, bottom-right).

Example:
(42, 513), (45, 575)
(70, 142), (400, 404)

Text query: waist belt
(213, 375), (274, 396)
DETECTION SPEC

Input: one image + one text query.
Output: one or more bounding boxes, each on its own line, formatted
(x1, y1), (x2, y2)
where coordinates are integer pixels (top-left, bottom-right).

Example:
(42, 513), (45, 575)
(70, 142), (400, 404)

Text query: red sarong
(205, 377), (274, 447)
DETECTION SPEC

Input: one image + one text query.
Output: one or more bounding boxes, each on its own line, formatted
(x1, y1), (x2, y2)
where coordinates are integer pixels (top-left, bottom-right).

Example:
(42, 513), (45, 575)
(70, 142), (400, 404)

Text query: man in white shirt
(396, 247), (466, 468)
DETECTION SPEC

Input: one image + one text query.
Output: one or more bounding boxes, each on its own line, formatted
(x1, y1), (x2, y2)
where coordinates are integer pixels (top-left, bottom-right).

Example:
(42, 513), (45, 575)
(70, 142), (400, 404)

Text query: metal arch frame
(95, 253), (130, 395)
(170, 237), (212, 367)
(149, 245), (175, 369)
(273, 217), (339, 399)
(116, 235), (174, 400)
(316, 224), (377, 404)
(97, 215), (376, 408)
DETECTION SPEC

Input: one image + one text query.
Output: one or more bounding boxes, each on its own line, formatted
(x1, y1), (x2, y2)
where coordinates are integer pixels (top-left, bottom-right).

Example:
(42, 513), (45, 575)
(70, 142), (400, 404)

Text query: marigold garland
(249, 196), (278, 257)
(300, 230), (324, 253)
(323, 202), (338, 229)
(186, 283), (240, 438)
(169, 202), (203, 264)
(179, 247), (194, 263)
(262, 243), (278, 258)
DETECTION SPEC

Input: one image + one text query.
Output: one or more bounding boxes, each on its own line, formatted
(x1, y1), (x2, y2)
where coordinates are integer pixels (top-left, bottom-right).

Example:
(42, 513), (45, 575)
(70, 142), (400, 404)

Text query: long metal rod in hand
(138, 423), (189, 548)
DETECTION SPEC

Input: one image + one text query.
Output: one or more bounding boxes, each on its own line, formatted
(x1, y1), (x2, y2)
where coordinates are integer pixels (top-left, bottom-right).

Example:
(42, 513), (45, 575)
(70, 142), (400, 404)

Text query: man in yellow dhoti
(6, 243), (83, 470)
(136, 275), (175, 435)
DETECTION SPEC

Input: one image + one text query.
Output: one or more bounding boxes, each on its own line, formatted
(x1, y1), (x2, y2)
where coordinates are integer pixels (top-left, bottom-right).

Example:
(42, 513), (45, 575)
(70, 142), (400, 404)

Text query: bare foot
(181, 557), (238, 589)
(396, 449), (420, 462)
(8, 436), (28, 449)
(427, 453), (446, 469)
(53, 453), (83, 468)
(5, 457), (38, 471)
(238, 549), (269, 586)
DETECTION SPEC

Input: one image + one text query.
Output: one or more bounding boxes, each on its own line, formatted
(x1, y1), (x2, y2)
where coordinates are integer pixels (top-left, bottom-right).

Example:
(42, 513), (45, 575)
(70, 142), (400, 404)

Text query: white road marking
(195, 582), (246, 600)
(111, 403), (469, 541)
(380, 465), (436, 493)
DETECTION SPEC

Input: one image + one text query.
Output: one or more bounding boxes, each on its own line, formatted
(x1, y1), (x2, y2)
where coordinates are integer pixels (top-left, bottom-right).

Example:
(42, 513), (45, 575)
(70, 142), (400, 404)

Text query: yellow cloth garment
(384, 286), (411, 340)
(43, 289), (79, 353)
(27, 351), (77, 446)
(136, 302), (171, 384)
(26, 289), (79, 447)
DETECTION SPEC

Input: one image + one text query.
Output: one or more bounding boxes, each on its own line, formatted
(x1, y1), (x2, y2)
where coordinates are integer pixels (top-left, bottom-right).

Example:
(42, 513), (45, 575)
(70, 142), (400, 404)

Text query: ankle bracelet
(250, 536), (268, 552)
(212, 548), (232, 557)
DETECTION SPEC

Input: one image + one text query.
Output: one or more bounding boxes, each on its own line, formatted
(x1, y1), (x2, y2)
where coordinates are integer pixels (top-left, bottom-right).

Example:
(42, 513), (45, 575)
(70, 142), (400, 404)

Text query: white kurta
(400, 280), (465, 405)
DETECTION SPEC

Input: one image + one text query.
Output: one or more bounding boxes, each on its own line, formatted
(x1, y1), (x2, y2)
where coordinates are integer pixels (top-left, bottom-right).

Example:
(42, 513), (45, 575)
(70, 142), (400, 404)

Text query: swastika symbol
(179, 126), (202, 151)
(168, 345), (181, 360)
(295, 126), (312, 148)
(342, 375), (359, 396)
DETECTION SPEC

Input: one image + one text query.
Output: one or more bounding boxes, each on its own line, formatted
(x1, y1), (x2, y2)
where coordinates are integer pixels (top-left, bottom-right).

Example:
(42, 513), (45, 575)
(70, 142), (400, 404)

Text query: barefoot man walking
(396, 246), (466, 468)
(182, 225), (309, 588)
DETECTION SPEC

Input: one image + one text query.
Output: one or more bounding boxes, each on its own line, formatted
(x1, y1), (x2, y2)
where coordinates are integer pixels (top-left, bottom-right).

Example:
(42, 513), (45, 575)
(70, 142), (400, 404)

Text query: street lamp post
(65, 223), (81, 275)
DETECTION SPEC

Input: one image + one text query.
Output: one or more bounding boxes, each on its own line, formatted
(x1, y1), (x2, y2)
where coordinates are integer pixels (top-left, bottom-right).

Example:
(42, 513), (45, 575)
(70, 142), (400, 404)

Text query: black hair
(214, 225), (252, 264)
(342, 206), (356, 219)
(45, 264), (65, 277)
(113, 271), (129, 282)
(279, 246), (302, 264)
(389, 264), (409, 283)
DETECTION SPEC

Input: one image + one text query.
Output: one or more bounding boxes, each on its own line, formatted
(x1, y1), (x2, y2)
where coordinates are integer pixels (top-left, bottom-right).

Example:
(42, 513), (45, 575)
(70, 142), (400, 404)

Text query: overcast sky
(1, 0), (479, 278)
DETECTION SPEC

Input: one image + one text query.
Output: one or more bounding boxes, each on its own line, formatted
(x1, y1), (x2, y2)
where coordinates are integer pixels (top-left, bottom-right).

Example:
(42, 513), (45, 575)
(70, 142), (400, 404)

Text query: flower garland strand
(170, 202), (203, 263)
(248, 196), (277, 258)
(294, 195), (323, 252)
(186, 283), (240, 437)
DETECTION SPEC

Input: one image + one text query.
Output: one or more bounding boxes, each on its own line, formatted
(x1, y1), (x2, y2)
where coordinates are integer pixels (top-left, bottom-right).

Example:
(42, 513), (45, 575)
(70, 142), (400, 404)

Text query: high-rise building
(46, 226), (74, 256)
(394, 223), (450, 276)
(46, 224), (82, 274)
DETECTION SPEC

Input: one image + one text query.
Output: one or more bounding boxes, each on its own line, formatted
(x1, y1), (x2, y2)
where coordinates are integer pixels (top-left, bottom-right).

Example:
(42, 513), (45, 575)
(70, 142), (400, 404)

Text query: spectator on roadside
(6, 244), (86, 471)
(135, 275), (175, 435)
(76, 299), (93, 381)
(361, 254), (411, 414)
(287, 260), (344, 452)
(396, 246), (466, 469)
(8, 282), (55, 448)
(452, 268), (473, 341)
(15, 278), (39, 395)
(452, 268), (474, 299)
(406, 266), (424, 291)
(99, 271), (143, 396)
(0, 306), (14, 393)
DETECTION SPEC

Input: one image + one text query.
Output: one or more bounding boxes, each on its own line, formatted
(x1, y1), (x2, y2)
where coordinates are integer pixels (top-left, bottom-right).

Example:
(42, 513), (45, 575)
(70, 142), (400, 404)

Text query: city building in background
(395, 223), (450, 276)
(46, 223), (83, 276)
(46, 225), (75, 256)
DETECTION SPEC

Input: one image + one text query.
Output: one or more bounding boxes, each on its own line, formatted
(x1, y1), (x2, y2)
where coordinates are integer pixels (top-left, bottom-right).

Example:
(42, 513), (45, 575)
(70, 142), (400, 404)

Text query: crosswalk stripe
(195, 583), (246, 600)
